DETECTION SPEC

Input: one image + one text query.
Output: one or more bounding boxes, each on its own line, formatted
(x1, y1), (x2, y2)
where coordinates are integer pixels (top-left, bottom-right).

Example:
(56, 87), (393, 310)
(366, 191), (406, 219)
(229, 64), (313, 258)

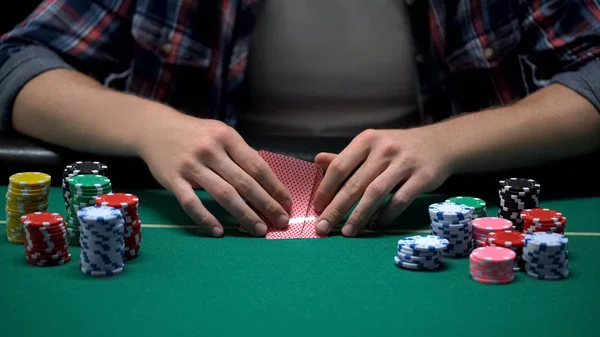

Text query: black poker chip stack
(497, 178), (540, 231)
(62, 161), (108, 245)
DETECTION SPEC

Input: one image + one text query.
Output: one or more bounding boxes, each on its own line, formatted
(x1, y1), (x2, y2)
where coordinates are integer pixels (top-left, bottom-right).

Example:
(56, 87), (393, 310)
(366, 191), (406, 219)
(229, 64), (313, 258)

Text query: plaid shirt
(1, 0), (600, 128)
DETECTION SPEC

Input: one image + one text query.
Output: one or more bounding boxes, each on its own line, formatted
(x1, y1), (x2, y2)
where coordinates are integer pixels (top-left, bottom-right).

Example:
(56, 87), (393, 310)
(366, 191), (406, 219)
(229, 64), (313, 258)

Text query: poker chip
(497, 178), (540, 231)
(428, 202), (472, 221)
(66, 174), (113, 246)
(5, 172), (51, 244)
(523, 232), (569, 280)
(520, 208), (567, 234)
(61, 161), (108, 245)
(21, 212), (71, 267)
(428, 202), (474, 257)
(485, 230), (525, 271)
(471, 217), (513, 247)
(469, 246), (516, 284)
(78, 206), (125, 277)
(95, 193), (142, 260)
(395, 235), (448, 270)
(445, 196), (487, 218)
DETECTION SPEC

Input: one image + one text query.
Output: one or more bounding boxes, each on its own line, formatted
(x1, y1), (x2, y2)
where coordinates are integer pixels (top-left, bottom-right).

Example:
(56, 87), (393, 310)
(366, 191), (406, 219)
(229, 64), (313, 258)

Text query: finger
(192, 167), (270, 236)
(314, 152), (337, 169)
(207, 155), (290, 228)
(170, 177), (224, 237)
(315, 157), (387, 235)
(312, 145), (370, 213)
(377, 175), (429, 226)
(226, 141), (293, 212)
(342, 168), (407, 237)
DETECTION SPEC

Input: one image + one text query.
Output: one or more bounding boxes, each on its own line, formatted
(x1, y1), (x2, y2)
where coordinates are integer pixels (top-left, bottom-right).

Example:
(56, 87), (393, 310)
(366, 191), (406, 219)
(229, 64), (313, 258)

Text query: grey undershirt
(241, 0), (421, 137)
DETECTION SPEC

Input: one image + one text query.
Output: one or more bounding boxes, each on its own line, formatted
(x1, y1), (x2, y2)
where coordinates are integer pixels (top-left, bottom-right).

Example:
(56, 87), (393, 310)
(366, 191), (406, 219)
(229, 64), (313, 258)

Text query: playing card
(299, 164), (327, 238)
(239, 151), (319, 239)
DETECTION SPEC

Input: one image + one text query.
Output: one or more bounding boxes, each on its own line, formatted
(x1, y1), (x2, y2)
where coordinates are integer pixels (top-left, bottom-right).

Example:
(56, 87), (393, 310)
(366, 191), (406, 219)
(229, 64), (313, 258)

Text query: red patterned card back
(259, 151), (320, 239)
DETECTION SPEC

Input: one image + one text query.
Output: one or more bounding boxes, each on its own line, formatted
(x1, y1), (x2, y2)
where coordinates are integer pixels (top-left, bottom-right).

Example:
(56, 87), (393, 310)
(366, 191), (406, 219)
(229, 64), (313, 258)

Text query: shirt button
(484, 47), (494, 59)
(161, 43), (172, 55)
(415, 54), (425, 64)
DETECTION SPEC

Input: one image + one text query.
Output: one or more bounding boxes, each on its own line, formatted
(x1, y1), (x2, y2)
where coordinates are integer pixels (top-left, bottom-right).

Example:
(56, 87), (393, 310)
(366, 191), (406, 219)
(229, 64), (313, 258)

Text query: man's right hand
(136, 113), (293, 237)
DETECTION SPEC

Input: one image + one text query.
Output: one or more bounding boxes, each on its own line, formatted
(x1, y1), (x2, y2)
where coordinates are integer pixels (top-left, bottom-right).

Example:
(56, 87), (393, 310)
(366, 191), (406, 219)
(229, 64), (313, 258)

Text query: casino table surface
(1, 185), (600, 337)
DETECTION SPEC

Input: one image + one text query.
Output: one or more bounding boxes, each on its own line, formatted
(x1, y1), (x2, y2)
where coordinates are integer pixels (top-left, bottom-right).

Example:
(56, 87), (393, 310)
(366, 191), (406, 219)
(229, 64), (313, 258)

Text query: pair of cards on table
(240, 150), (327, 239)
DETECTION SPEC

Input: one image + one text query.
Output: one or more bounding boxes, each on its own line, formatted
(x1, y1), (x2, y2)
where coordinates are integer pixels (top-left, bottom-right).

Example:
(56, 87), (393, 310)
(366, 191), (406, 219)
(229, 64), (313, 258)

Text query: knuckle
(344, 177), (363, 196)
(263, 201), (279, 215)
(178, 195), (198, 211)
(235, 174), (253, 195)
(194, 142), (215, 158)
(213, 185), (235, 201)
(380, 139), (397, 157)
(328, 158), (346, 175)
(214, 125), (235, 142)
(178, 155), (197, 171)
(240, 210), (257, 225)
(325, 207), (344, 221)
(359, 128), (377, 141)
(367, 182), (387, 198)
(350, 210), (369, 225)
(391, 193), (410, 208)
(246, 158), (265, 177)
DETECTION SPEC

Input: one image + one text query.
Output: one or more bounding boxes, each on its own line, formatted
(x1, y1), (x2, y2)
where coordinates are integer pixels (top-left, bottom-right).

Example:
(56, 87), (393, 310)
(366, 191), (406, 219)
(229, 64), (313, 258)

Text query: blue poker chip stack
(395, 235), (449, 271)
(523, 232), (569, 280)
(77, 205), (125, 277)
(428, 202), (474, 258)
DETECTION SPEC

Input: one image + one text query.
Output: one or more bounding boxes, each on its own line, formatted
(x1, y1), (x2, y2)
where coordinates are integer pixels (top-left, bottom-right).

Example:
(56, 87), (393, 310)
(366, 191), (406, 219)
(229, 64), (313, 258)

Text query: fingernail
(342, 224), (356, 237)
(276, 214), (289, 228)
(211, 226), (223, 237)
(254, 222), (268, 236)
(316, 220), (330, 233)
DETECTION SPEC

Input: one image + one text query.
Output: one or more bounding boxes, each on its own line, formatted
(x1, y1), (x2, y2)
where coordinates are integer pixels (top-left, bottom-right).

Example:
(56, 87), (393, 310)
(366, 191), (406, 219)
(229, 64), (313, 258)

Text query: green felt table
(1, 185), (599, 337)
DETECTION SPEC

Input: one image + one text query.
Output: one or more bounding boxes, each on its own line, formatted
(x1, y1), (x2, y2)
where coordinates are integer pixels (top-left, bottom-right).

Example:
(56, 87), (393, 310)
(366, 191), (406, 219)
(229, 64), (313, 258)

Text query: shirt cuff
(552, 58), (600, 114)
(0, 45), (74, 132)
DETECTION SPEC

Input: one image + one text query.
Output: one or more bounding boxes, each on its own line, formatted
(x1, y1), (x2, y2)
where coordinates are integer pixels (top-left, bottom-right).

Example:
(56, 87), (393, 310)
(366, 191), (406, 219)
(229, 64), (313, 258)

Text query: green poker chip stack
(66, 174), (112, 245)
(445, 196), (487, 218)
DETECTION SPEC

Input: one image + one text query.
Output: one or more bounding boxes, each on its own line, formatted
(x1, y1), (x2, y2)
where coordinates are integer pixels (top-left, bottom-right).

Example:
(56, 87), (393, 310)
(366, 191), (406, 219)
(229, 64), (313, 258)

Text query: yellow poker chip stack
(5, 172), (51, 243)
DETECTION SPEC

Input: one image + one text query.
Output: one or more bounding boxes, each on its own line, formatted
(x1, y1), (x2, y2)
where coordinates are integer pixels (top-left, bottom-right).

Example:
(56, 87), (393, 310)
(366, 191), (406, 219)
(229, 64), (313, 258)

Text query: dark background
(0, 1), (598, 201)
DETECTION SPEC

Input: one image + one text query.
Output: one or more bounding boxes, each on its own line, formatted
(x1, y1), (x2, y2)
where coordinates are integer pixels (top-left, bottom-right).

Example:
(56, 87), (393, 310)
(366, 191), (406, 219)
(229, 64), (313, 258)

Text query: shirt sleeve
(518, 0), (600, 113)
(0, 0), (136, 131)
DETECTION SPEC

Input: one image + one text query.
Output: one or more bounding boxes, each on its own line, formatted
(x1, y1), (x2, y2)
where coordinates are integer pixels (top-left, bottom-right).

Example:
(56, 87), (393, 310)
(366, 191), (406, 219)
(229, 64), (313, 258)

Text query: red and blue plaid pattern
(2, 0), (599, 126)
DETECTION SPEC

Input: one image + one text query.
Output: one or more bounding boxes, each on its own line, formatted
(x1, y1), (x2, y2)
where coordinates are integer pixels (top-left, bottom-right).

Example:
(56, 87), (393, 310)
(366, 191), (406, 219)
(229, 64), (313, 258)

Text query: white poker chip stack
(77, 205), (125, 277)
(428, 202), (474, 257)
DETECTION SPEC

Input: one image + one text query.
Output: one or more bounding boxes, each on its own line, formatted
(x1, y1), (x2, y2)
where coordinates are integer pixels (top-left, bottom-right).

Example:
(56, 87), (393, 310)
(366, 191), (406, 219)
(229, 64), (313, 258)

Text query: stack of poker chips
(428, 202), (474, 257)
(78, 206), (125, 277)
(485, 230), (525, 271)
(469, 246), (516, 284)
(472, 217), (513, 247)
(62, 161), (108, 241)
(523, 232), (569, 280)
(445, 196), (487, 218)
(21, 212), (71, 266)
(95, 193), (142, 260)
(5, 172), (51, 244)
(497, 178), (540, 231)
(395, 235), (449, 270)
(66, 174), (113, 246)
(520, 208), (566, 234)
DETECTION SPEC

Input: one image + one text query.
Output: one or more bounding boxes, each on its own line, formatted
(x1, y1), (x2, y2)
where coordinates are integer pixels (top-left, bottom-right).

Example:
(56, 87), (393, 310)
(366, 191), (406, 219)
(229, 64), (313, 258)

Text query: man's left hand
(312, 127), (454, 237)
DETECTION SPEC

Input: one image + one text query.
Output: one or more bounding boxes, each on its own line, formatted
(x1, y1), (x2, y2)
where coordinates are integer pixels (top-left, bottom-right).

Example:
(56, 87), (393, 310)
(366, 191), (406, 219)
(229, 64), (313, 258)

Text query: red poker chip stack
(469, 246), (516, 284)
(520, 208), (566, 234)
(485, 230), (526, 271)
(95, 193), (142, 260)
(21, 212), (71, 266)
